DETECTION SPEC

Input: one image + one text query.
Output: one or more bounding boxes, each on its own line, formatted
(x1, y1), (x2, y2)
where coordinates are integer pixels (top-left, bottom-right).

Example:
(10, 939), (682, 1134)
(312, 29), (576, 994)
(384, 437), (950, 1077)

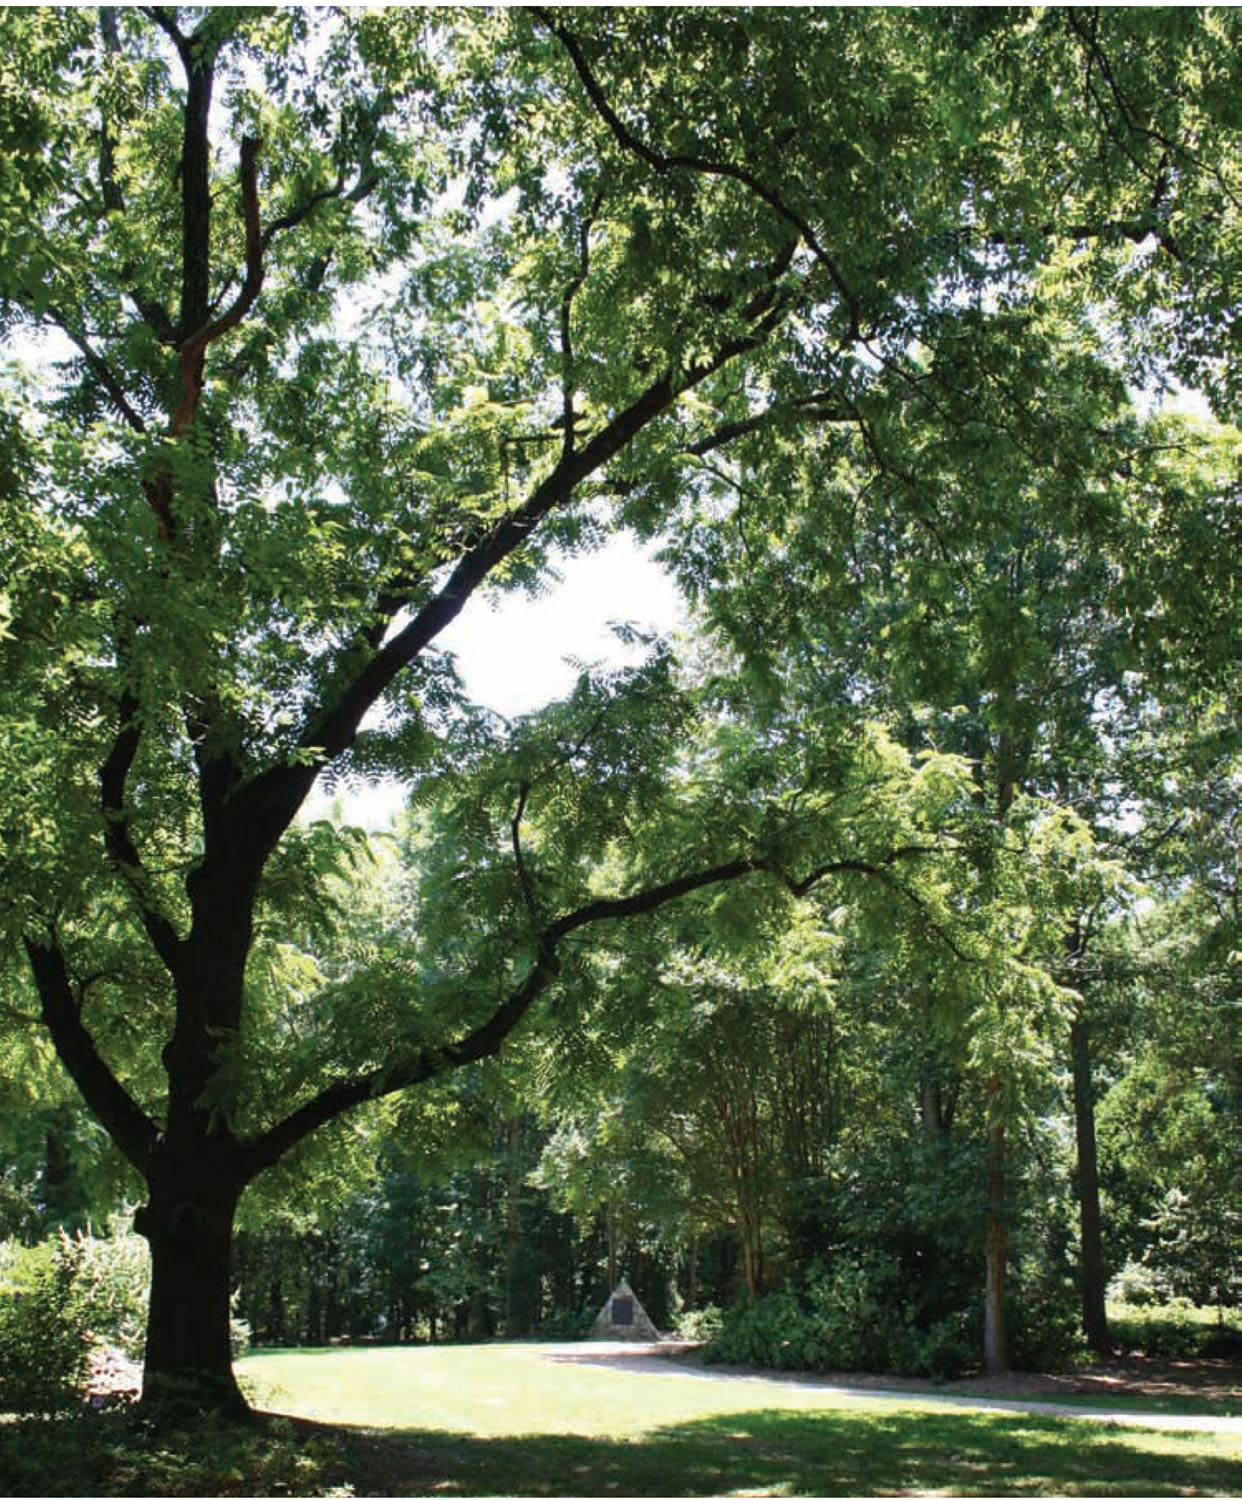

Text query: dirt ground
(640, 1338), (1242, 1405)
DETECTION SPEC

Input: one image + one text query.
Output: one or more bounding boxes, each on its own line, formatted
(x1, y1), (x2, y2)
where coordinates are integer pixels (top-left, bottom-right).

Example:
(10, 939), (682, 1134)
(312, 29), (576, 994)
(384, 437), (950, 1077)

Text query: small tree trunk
(983, 1085), (1009, 1374)
(503, 1114), (532, 1337)
(1070, 1011), (1110, 1355)
(136, 1180), (245, 1414)
(606, 1201), (618, 1289)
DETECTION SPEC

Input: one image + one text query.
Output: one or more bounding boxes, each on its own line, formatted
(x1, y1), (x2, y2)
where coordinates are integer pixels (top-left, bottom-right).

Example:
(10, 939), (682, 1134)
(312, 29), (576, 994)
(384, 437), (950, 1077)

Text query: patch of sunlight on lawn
(234, 1347), (1242, 1496)
(240, 1342), (890, 1437)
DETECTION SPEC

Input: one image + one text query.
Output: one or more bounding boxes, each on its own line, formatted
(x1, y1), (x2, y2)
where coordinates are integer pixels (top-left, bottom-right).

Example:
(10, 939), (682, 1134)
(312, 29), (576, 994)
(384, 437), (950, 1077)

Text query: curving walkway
(537, 1340), (1242, 1435)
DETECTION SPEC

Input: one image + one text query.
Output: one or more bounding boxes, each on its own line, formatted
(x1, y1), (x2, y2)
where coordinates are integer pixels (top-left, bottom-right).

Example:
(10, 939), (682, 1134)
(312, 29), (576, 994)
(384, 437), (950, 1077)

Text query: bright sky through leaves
(309, 533), (685, 826)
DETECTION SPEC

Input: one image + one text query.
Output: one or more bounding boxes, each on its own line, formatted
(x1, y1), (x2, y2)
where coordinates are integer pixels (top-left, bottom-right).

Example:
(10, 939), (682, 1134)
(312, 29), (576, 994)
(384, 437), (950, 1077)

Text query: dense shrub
(672, 1303), (724, 1342)
(704, 1256), (979, 1380)
(70, 1218), (151, 1358)
(1108, 1260), (1164, 1307)
(1108, 1299), (1242, 1360)
(0, 1223), (254, 1408)
(1007, 1266), (1087, 1372)
(532, 1304), (595, 1340)
(0, 1239), (90, 1412)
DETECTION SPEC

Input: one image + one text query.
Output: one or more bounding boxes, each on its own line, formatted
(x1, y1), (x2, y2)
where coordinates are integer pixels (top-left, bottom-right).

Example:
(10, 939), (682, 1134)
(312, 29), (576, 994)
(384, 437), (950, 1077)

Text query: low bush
(71, 1218), (151, 1359)
(1108, 1299), (1242, 1360)
(0, 1238), (91, 1412)
(672, 1303), (724, 1343)
(703, 1257), (979, 1380)
(1007, 1267), (1087, 1373)
(533, 1304), (595, 1341)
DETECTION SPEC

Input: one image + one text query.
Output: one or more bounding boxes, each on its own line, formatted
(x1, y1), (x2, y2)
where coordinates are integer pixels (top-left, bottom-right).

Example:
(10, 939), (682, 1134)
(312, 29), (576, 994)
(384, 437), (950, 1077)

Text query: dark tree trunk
(135, 1174), (244, 1414)
(1070, 1010), (1111, 1355)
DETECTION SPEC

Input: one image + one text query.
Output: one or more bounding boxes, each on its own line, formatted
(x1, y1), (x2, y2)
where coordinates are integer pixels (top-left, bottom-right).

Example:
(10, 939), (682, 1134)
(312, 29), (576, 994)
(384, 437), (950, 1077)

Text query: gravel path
(538, 1341), (1242, 1435)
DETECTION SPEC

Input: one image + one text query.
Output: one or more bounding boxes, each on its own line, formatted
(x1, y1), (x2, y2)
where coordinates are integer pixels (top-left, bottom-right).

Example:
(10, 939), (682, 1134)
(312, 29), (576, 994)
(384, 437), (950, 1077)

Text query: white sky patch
(438, 533), (683, 717)
(307, 531), (686, 828)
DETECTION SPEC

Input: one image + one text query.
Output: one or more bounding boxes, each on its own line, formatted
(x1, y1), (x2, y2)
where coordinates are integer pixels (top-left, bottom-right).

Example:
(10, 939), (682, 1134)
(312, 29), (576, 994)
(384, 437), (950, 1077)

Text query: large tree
(1, 8), (1236, 1410)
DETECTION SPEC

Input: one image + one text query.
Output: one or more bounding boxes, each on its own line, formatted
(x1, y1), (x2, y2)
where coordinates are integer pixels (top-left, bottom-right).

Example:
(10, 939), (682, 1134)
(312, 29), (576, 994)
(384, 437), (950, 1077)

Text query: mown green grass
(1002, 1388), (1242, 1419)
(2, 1344), (1240, 1496)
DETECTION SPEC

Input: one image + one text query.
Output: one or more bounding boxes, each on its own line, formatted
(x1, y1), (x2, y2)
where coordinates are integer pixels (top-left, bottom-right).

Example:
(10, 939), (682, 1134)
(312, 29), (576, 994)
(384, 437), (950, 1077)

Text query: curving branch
(684, 390), (858, 460)
(557, 197), (600, 462)
(99, 688), (186, 971)
(229, 263), (793, 864)
(142, 5), (192, 67)
(510, 781), (539, 926)
(24, 931), (159, 1174)
(534, 9), (863, 338)
(50, 312), (149, 434)
(235, 839), (949, 1181)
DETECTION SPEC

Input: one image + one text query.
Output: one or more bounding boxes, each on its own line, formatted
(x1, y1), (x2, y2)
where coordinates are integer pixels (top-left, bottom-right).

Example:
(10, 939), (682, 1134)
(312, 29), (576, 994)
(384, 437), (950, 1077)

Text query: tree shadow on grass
(339, 1407), (1242, 1497)
(4, 1404), (1240, 1496)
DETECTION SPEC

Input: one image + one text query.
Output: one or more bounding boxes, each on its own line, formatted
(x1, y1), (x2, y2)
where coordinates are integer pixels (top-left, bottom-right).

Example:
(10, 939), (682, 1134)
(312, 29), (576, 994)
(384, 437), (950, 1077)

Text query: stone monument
(592, 1277), (660, 1340)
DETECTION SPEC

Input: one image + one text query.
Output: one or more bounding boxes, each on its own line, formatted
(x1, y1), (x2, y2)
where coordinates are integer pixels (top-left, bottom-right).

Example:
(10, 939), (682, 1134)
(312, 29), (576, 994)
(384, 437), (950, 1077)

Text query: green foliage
(66, 1219), (150, 1360)
(531, 1304), (595, 1342)
(671, 1303), (724, 1343)
(1, 4), (1239, 1403)
(705, 1258), (979, 1381)
(1108, 1300), (1242, 1361)
(0, 1236), (90, 1412)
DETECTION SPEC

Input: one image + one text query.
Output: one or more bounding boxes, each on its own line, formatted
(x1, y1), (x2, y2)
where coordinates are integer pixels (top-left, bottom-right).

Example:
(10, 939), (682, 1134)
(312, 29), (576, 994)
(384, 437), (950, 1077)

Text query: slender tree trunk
(983, 1081), (1009, 1374)
(606, 1201), (618, 1289)
(917, 1066), (952, 1323)
(1070, 1010), (1110, 1355)
(504, 1114), (532, 1336)
(739, 1203), (763, 1299)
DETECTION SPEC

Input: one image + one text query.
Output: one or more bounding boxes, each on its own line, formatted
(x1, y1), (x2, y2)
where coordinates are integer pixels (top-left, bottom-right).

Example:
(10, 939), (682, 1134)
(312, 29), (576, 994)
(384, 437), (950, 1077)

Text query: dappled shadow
(331, 1405), (1242, 1497)
(6, 1401), (1240, 1496)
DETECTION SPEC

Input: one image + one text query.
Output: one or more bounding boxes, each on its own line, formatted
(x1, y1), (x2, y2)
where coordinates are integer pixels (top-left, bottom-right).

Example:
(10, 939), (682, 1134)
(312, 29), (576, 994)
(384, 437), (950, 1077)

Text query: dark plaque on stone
(611, 1295), (634, 1326)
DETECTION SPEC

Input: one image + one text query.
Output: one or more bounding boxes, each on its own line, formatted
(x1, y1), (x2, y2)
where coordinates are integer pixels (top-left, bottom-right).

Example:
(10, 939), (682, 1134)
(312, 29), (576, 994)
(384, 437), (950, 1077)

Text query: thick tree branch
(100, 689), (186, 970)
(173, 135), (263, 436)
(23, 931), (159, 1174)
(142, 5), (192, 66)
(230, 277), (790, 861)
(236, 839), (943, 1179)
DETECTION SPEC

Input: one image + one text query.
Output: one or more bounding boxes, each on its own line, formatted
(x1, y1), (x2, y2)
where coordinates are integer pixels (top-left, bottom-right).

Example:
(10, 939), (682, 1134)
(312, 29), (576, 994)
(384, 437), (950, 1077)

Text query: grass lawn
(2, 1343), (1240, 1496)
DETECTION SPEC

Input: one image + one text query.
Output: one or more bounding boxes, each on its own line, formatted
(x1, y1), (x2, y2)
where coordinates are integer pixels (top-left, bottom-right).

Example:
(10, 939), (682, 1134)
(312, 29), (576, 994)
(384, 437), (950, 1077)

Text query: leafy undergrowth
(2, 1403), (1242, 1497)
(0, 1409), (351, 1497)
